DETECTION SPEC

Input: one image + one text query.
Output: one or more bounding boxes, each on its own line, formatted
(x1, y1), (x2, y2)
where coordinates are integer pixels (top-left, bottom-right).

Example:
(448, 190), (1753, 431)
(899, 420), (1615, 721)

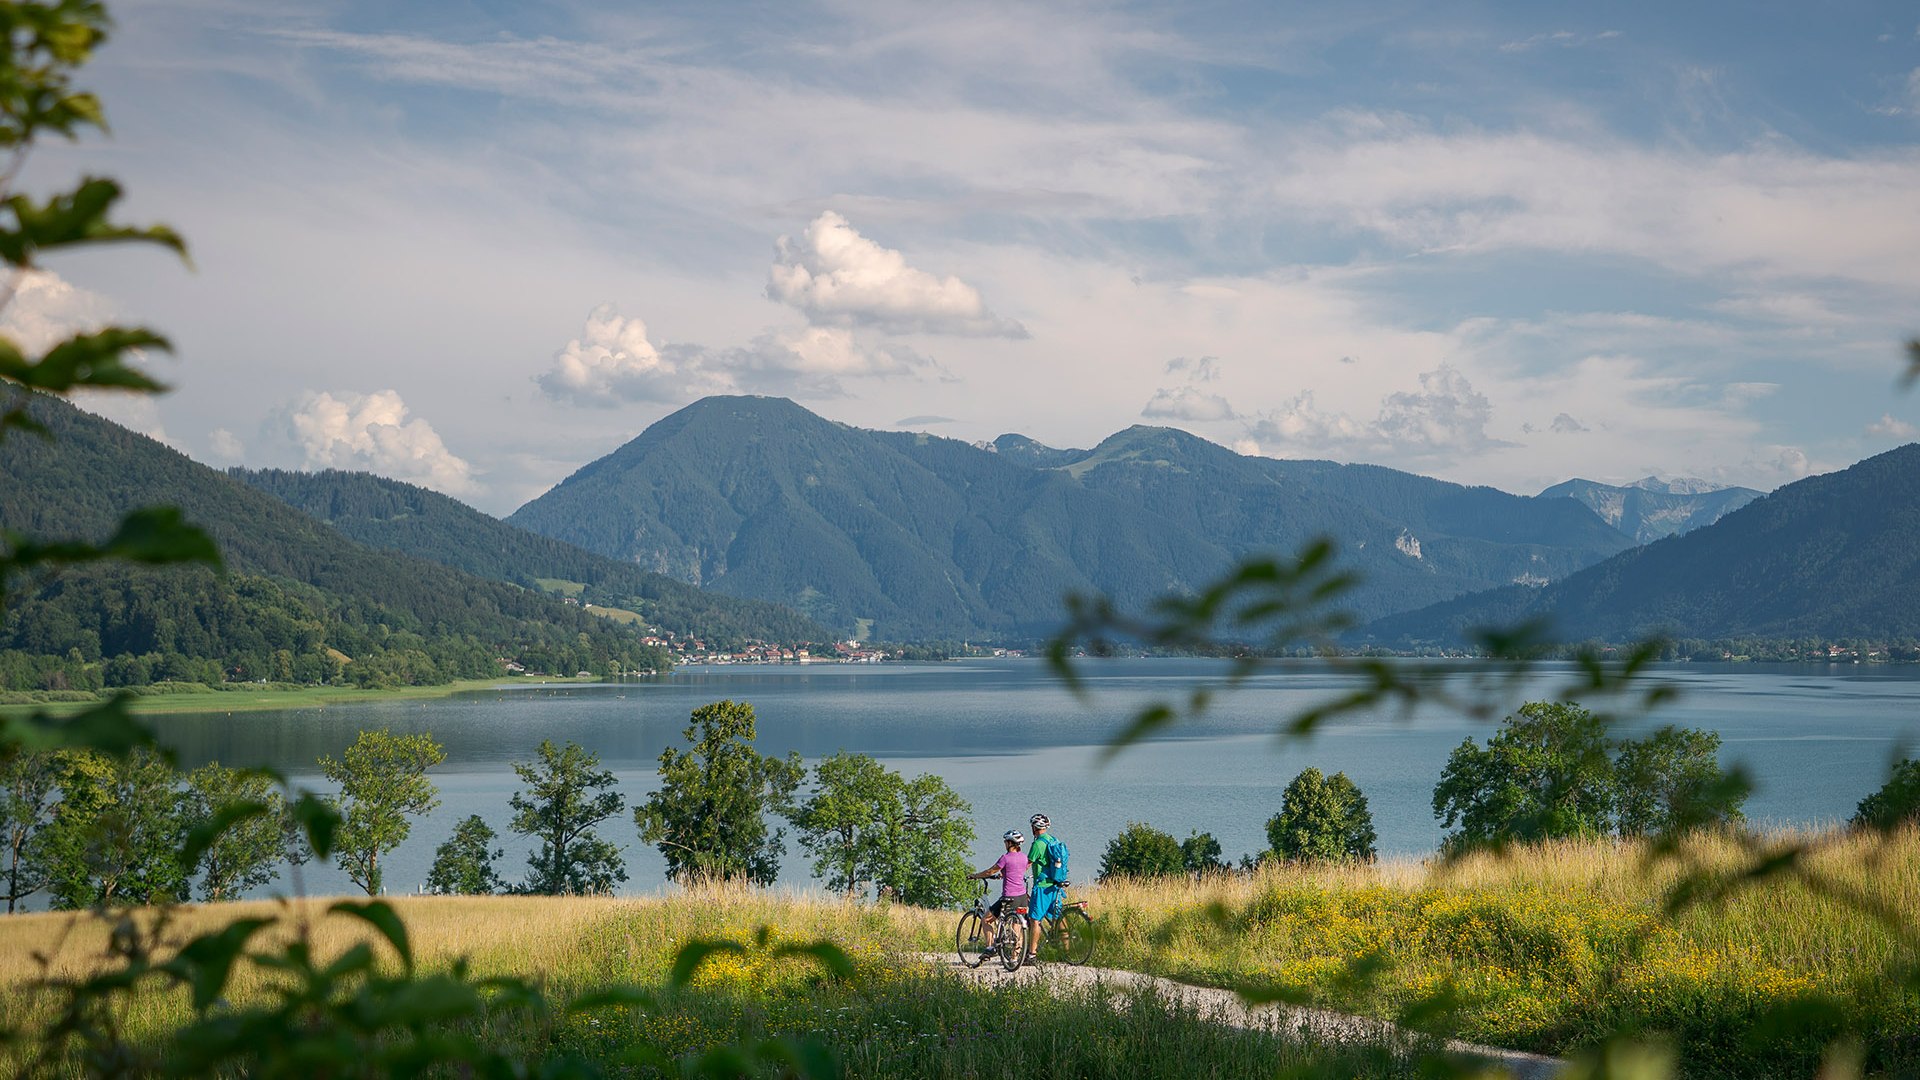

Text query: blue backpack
(1039, 835), (1069, 886)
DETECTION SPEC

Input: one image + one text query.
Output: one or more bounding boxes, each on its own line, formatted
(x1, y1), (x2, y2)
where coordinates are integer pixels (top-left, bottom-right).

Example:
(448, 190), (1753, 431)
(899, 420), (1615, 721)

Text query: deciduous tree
(426, 815), (504, 896)
(39, 748), (192, 908)
(1615, 726), (1745, 837)
(1433, 701), (1617, 851)
(1854, 758), (1920, 831)
(0, 747), (57, 911)
(510, 740), (625, 895)
(185, 762), (286, 902)
(1268, 767), (1377, 863)
(320, 730), (444, 896)
(635, 700), (801, 885)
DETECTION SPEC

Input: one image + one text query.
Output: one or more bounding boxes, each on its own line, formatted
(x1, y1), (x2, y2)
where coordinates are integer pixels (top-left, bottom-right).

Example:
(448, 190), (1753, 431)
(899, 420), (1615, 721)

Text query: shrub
(1853, 758), (1920, 830)
(1098, 822), (1184, 880)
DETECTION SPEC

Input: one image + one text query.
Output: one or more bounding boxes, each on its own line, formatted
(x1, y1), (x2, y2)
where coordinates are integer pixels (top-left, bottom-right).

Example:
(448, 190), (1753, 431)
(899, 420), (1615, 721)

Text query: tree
(1615, 726), (1745, 837)
(0, 747), (57, 912)
(635, 700), (802, 885)
(1097, 822), (1184, 881)
(509, 740), (625, 895)
(426, 815), (504, 896)
(790, 751), (894, 895)
(185, 763), (286, 902)
(790, 753), (975, 904)
(1268, 767), (1377, 863)
(1180, 830), (1226, 875)
(1432, 701), (1617, 851)
(1853, 758), (1920, 831)
(319, 730), (444, 896)
(39, 748), (193, 908)
(885, 772), (975, 907)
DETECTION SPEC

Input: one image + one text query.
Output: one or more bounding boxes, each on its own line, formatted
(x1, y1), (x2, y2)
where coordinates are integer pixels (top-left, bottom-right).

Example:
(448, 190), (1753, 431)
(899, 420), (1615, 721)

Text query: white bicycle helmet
(1003, 829), (1025, 844)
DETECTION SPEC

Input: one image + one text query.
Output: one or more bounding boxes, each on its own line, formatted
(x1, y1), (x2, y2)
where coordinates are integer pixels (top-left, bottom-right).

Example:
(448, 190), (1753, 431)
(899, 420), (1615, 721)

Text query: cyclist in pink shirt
(968, 829), (1029, 952)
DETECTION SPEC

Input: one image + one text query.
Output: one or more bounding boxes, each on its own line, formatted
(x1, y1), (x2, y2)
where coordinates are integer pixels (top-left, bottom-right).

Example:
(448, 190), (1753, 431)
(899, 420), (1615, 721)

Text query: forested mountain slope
(508, 396), (1635, 639)
(1363, 444), (1920, 644)
(1538, 477), (1761, 543)
(233, 468), (827, 646)
(0, 396), (669, 689)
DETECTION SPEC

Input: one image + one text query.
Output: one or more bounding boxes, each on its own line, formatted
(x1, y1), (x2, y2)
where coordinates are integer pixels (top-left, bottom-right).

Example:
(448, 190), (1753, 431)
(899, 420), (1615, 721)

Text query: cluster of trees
(1097, 701), (1759, 880)
(0, 563), (673, 694)
(0, 698), (980, 910)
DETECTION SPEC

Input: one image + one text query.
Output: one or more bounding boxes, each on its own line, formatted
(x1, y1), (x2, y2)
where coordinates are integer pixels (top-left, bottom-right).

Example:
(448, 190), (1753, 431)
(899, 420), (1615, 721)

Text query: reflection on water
(138, 658), (1920, 899)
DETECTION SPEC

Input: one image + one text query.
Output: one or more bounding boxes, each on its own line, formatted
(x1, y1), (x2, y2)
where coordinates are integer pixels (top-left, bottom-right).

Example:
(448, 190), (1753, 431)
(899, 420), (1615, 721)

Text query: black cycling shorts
(989, 895), (1029, 918)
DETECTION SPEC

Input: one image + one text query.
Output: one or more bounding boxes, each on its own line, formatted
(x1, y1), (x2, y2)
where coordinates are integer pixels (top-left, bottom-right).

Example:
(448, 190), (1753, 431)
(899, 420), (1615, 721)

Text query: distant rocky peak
(1627, 475), (1732, 496)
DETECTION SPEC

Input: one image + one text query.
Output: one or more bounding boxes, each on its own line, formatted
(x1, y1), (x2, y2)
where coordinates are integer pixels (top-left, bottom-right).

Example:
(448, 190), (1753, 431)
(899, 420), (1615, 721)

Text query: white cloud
(1244, 365), (1508, 460)
(1497, 29), (1621, 53)
(206, 427), (245, 462)
(1142, 385), (1237, 421)
(767, 212), (1025, 337)
(1374, 365), (1506, 453)
(278, 389), (478, 496)
(537, 306), (938, 406)
(536, 305), (732, 406)
(0, 270), (114, 354)
(1549, 412), (1587, 433)
(1868, 413), (1919, 439)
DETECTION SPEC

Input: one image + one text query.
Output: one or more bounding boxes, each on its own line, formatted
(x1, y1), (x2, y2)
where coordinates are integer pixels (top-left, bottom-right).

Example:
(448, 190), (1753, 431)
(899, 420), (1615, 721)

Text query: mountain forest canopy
(0, 395), (675, 692)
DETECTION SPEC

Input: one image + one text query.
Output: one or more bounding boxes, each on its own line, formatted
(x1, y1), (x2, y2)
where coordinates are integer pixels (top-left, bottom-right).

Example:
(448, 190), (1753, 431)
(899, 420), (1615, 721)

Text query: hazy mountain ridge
(1538, 477), (1761, 544)
(1366, 445), (1920, 644)
(508, 396), (1636, 639)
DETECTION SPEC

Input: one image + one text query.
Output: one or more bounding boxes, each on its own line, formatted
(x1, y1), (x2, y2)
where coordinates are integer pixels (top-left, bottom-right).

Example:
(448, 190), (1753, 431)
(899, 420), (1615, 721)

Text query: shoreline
(0, 675), (614, 718)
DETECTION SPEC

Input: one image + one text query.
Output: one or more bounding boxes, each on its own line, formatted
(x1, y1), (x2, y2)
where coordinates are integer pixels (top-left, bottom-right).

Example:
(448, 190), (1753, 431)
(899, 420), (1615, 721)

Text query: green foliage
(636, 699), (803, 885)
(182, 762), (285, 902)
(1434, 703), (1747, 851)
(510, 739), (626, 895)
(319, 729), (444, 896)
(506, 396), (1630, 639)
(1269, 767), (1378, 863)
(1433, 702), (1622, 850)
(0, 745), (56, 911)
(1180, 829), (1225, 875)
(1614, 726), (1745, 837)
(788, 752), (975, 905)
(36, 746), (191, 908)
(425, 814), (504, 896)
(1097, 821), (1185, 881)
(234, 466), (829, 648)
(1853, 758), (1920, 830)
(0, 396), (674, 692)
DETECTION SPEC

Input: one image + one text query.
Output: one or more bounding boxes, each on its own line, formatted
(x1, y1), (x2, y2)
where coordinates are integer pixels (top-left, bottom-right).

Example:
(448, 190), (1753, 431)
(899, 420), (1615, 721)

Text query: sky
(16, 0), (1920, 514)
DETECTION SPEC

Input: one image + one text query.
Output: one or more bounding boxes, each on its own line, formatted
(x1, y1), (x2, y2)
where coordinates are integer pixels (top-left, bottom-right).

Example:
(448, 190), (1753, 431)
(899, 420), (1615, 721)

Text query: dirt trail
(919, 953), (1564, 1080)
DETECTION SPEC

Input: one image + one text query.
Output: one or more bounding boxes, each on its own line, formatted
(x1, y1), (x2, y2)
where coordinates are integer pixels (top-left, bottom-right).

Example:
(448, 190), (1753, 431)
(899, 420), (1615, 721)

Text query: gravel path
(917, 953), (1564, 1080)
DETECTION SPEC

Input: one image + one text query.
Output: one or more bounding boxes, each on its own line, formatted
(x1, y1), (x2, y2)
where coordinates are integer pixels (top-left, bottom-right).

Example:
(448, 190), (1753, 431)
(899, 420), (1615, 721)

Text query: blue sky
(20, 0), (1920, 512)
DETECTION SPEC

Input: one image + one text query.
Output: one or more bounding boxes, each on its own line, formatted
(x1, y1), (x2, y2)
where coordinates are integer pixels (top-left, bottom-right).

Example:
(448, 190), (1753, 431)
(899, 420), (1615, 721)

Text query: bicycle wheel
(995, 918), (1024, 972)
(1057, 907), (1095, 967)
(955, 910), (986, 969)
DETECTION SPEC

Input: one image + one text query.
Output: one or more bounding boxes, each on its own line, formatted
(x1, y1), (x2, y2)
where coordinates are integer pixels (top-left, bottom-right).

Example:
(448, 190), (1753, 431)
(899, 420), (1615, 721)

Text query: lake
(145, 658), (1920, 899)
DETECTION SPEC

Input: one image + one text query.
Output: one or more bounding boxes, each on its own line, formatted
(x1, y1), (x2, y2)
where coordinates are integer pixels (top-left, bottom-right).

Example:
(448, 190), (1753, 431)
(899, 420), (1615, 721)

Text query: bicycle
(1026, 887), (1095, 966)
(954, 884), (1025, 972)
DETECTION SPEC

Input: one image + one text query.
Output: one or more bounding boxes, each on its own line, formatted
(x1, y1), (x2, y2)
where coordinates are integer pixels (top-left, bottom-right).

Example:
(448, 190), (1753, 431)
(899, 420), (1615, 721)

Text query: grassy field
(0, 889), (1417, 1079)
(3, 831), (1913, 1077)
(0, 675), (606, 718)
(1039, 828), (1920, 1079)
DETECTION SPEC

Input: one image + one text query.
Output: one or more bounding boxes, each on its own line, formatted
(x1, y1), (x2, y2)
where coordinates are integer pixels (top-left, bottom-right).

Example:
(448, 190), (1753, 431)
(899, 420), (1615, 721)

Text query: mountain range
(506, 396), (1639, 639)
(1364, 443), (1920, 645)
(1537, 476), (1760, 544)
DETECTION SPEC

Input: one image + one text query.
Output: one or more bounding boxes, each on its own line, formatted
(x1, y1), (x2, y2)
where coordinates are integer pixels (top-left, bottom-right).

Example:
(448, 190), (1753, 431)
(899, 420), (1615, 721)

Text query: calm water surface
(146, 658), (1920, 898)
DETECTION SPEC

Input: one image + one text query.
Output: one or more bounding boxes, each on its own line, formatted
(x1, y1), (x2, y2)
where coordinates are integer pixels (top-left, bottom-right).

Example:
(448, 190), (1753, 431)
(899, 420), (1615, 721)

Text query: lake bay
(147, 658), (1920, 898)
